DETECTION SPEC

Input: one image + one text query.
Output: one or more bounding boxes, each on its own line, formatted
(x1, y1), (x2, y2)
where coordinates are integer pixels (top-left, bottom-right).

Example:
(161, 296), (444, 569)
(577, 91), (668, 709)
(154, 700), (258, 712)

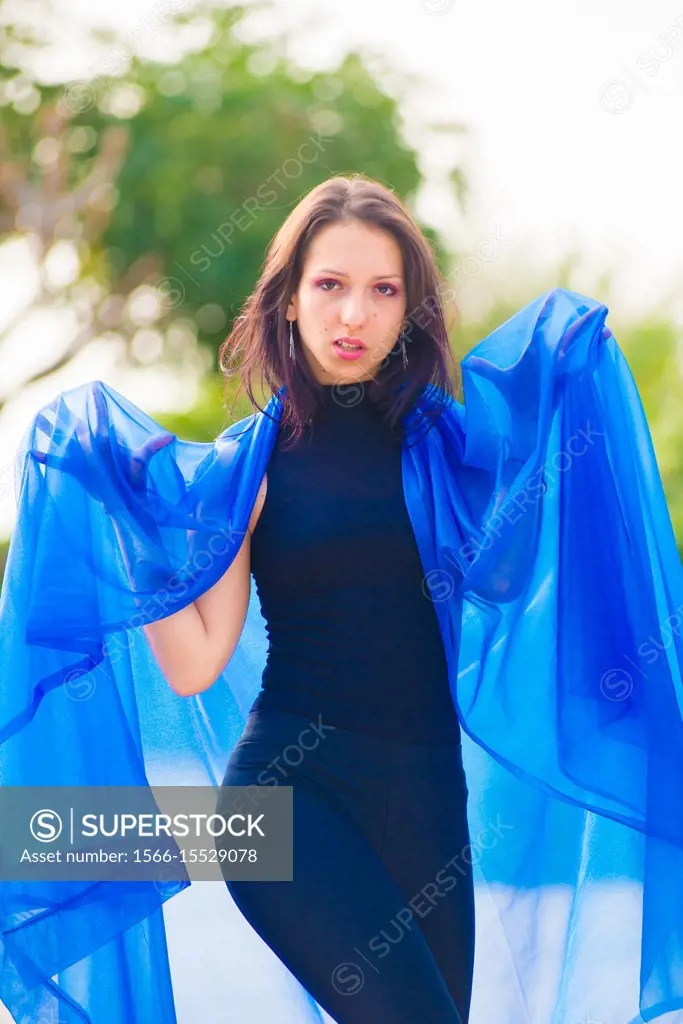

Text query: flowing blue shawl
(1, 287), (683, 1024)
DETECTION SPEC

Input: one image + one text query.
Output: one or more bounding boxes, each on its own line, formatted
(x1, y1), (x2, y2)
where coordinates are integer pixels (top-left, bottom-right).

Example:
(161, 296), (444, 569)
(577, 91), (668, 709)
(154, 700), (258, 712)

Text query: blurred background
(1, 0), (683, 583)
(0, 0), (682, 1019)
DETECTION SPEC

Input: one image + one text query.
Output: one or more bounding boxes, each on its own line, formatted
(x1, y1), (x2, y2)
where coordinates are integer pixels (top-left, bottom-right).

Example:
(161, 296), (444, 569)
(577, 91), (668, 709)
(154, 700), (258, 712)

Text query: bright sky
(0, 0), (682, 538)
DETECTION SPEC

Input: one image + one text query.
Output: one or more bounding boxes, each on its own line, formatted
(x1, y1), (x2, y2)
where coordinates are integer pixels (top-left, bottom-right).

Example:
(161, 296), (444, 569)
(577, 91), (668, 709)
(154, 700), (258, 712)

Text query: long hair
(218, 174), (460, 448)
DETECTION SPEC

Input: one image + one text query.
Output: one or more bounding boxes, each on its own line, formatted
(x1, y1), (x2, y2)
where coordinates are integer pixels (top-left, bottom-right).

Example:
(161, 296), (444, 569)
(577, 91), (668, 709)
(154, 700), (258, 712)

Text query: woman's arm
(142, 474), (268, 698)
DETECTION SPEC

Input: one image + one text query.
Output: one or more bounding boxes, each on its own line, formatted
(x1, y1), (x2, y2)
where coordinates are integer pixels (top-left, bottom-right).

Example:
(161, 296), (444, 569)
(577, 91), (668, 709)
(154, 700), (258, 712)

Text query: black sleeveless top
(249, 383), (462, 745)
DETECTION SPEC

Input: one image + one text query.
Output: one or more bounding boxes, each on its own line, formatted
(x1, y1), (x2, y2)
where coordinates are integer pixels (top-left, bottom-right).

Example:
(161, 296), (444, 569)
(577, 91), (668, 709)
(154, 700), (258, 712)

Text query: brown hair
(218, 174), (459, 448)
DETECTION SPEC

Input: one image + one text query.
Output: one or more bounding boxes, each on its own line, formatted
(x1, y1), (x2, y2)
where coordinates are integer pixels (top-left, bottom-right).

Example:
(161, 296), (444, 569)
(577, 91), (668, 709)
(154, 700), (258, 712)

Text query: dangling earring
(400, 318), (409, 368)
(289, 319), (295, 359)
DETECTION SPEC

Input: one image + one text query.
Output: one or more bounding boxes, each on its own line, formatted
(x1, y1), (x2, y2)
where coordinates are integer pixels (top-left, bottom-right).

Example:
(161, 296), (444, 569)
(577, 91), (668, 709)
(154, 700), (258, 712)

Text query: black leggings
(218, 707), (475, 1023)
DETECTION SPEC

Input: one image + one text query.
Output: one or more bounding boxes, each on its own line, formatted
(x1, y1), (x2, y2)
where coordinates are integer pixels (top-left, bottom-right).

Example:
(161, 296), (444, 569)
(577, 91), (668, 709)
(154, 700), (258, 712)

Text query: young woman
(207, 190), (475, 1023)
(2, 175), (683, 1024)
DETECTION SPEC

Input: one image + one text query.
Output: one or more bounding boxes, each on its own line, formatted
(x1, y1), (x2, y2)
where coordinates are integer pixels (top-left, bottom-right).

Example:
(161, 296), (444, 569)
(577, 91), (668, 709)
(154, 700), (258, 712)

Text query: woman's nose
(340, 295), (369, 329)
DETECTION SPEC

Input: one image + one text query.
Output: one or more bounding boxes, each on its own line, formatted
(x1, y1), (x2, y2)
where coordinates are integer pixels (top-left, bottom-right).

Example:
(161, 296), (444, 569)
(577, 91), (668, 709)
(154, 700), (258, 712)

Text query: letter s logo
(30, 809), (63, 842)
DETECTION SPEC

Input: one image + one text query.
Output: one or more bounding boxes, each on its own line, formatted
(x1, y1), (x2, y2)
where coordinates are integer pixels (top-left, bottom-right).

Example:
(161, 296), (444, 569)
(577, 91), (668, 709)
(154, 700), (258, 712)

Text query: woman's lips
(333, 338), (366, 360)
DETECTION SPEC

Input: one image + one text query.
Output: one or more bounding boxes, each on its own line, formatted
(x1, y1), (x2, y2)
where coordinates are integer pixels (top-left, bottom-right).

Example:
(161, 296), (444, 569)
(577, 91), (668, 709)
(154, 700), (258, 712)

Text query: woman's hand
(30, 384), (175, 516)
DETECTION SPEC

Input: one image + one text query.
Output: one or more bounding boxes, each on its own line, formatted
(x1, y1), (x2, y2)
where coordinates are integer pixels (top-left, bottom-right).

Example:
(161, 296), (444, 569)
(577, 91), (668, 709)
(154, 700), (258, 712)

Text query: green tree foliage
(0, 1), (460, 412)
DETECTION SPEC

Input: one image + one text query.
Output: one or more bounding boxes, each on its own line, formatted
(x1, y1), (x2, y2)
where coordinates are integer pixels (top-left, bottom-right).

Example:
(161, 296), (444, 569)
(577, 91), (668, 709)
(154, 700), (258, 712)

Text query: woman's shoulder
(401, 382), (462, 443)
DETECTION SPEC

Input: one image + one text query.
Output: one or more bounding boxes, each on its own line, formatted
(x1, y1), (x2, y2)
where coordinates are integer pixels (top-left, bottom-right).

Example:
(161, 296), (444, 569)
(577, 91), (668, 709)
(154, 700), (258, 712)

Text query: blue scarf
(2, 287), (682, 1023)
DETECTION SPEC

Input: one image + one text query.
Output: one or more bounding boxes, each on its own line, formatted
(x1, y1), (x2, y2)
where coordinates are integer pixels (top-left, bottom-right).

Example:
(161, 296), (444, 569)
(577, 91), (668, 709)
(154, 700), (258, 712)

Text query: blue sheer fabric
(1, 287), (682, 1023)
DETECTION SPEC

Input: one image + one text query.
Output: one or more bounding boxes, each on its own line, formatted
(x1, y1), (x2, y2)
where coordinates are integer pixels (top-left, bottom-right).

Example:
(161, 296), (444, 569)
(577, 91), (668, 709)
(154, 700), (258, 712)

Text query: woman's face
(286, 219), (407, 385)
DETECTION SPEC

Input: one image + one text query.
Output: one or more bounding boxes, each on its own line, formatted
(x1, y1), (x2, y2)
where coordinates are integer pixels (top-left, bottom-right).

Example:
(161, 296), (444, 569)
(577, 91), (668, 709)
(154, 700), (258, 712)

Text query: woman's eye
(317, 280), (398, 296)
